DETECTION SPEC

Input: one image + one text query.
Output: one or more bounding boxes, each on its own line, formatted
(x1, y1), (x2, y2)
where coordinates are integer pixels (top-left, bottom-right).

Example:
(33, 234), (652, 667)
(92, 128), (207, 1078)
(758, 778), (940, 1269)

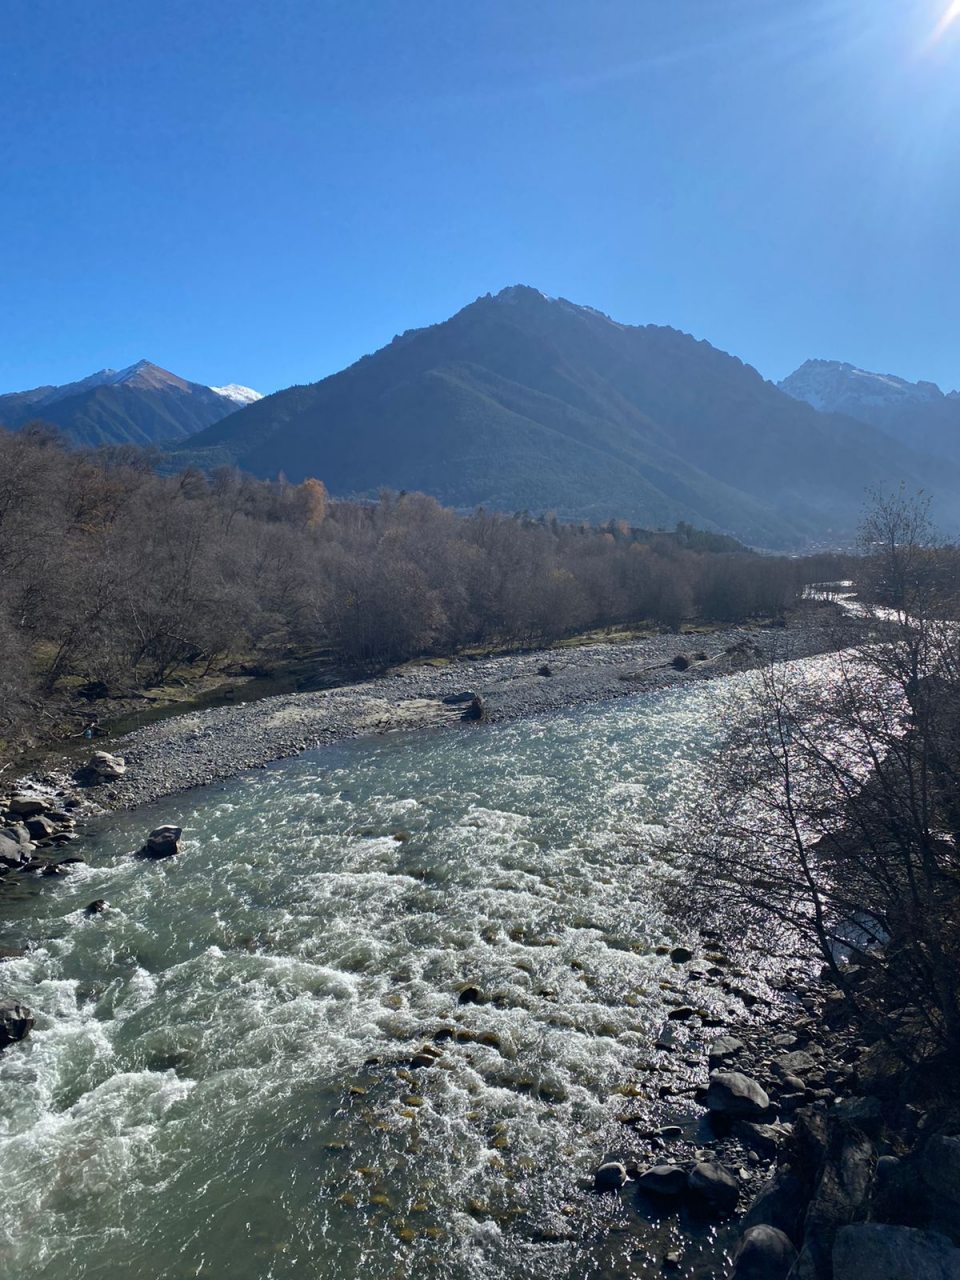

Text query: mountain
(780, 359), (960, 464)
(0, 360), (262, 448)
(174, 287), (960, 545)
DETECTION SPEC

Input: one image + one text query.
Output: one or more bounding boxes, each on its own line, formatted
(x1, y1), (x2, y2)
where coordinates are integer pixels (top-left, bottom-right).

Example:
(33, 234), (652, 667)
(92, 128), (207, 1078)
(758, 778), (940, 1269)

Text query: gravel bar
(79, 617), (842, 812)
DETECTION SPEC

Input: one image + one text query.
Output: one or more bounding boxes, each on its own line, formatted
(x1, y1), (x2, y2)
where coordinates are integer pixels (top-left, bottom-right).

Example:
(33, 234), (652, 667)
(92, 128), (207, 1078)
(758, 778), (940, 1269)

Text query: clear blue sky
(2, 0), (959, 395)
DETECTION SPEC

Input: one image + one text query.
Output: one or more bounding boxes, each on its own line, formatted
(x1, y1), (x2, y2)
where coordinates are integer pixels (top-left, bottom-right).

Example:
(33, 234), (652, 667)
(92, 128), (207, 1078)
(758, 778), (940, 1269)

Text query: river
(0, 663), (824, 1280)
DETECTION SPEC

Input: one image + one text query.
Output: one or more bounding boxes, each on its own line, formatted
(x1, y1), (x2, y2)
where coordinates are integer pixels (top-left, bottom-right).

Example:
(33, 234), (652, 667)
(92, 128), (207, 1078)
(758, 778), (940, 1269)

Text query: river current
(0, 664), (823, 1280)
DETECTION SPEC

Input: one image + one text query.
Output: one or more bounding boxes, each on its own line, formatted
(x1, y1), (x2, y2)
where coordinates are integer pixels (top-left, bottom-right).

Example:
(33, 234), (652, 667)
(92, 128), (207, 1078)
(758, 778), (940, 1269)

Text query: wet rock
(537, 664), (553, 677)
(457, 986), (482, 1005)
(667, 1005), (696, 1021)
(688, 1160), (740, 1214)
(656, 1021), (681, 1049)
(7, 794), (48, 817)
(636, 1164), (688, 1197)
(85, 899), (108, 915)
(731, 1225), (798, 1280)
(833, 1224), (960, 1280)
(24, 815), (58, 841)
(0, 834), (27, 870)
(41, 862), (69, 877)
(138, 825), (182, 859)
(657, 1125), (683, 1140)
(441, 690), (478, 705)
(706, 1071), (771, 1120)
(670, 946), (695, 963)
(594, 1161), (628, 1191)
(460, 695), (487, 722)
(672, 654), (691, 671)
(409, 1053), (438, 1069)
(0, 1000), (34, 1050)
(708, 1035), (745, 1070)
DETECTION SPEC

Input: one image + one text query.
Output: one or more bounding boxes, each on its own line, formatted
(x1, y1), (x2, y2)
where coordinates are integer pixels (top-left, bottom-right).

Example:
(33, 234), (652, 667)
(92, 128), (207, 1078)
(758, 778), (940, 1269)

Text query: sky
(2, 0), (959, 396)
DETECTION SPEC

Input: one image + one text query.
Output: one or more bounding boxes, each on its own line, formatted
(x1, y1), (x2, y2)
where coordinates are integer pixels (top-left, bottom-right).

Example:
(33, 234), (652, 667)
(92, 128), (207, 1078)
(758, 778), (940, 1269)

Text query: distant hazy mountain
(0, 360), (262, 448)
(780, 359), (960, 464)
(175, 287), (959, 546)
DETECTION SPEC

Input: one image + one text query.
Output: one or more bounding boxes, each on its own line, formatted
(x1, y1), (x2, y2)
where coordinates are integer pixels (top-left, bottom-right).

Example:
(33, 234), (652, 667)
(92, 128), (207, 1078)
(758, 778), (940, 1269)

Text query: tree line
(0, 425), (839, 757)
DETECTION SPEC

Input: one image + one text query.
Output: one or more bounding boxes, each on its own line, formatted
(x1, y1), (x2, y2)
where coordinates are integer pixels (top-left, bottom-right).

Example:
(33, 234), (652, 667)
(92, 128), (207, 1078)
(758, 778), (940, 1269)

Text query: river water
(0, 666), (817, 1280)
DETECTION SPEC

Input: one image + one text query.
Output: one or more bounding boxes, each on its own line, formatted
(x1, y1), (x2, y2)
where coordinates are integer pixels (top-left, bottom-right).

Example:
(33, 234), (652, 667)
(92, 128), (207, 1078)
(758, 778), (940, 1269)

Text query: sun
(932, 0), (960, 42)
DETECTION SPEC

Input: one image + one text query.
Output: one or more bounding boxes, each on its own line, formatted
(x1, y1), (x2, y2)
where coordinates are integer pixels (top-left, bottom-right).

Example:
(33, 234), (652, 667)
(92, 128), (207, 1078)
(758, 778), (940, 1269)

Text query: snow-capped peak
(779, 359), (950, 414)
(210, 383), (263, 406)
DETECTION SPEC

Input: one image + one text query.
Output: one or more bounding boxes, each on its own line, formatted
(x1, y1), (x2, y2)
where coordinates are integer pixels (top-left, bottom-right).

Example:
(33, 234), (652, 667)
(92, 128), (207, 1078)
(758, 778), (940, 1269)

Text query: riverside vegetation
(0, 424), (847, 766)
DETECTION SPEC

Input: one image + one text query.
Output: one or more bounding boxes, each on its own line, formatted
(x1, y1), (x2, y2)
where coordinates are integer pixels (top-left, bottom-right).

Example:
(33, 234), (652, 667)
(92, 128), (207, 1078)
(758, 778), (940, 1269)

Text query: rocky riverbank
(6, 610), (847, 821)
(591, 940), (960, 1279)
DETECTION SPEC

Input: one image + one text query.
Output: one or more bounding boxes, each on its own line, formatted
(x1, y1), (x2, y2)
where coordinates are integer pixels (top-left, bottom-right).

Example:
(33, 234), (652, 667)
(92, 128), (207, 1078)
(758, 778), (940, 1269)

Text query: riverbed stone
(688, 1160), (740, 1214)
(0, 834), (27, 870)
(7, 794), (48, 817)
(636, 1164), (688, 1197)
(85, 750), (126, 780)
(773, 1049), (817, 1077)
(594, 1161), (628, 1191)
(833, 1224), (960, 1280)
(732, 1225), (798, 1280)
(706, 1071), (771, 1120)
(708, 1035), (745, 1069)
(139, 825), (182, 858)
(0, 1001), (34, 1050)
(25, 815), (58, 841)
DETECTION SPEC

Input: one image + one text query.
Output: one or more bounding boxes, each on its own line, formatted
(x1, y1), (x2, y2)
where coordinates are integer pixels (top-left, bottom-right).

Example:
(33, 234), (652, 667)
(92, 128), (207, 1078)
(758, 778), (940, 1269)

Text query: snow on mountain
(210, 383), (263, 406)
(779, 358), (960, 465)
(0, 360), (260, 447)
(779, 359), (953, 415)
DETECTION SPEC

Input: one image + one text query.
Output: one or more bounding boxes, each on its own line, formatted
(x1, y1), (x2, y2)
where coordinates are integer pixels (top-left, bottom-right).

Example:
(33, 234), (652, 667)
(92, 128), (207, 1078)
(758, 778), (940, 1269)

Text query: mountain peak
(210, 383), (263, 406)
(779, 359), (948, 412)
(108, 360), (190, 392)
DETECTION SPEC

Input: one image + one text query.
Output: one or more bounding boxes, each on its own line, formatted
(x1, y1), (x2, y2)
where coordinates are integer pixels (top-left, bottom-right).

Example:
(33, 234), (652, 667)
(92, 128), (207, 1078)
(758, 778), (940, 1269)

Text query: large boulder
(706, 1071), (771, 1120)
(799, 1129), (875, 1279)
(833, 1224), (960, 1280)
(741, 1169), (807, 1243)
(688, 1160), (740, 1214)
(84, 751), (126, 781)
(7, 793), (48, 817)
(635, 1164), (688, 1197)
(139, 825), (182, 859)
(0, 834), (27, 871)
(0, 1001), (34, 1050)
(732, 1225), (798, 1280)
(24, 815), (57, 841)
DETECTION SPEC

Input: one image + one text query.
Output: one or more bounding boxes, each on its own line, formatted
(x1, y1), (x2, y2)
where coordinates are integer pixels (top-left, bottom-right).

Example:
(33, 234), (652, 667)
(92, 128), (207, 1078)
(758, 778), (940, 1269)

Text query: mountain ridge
(779, 358), (960, 464)
(0, 360), (262, 447)
(177, 285), (960, 546)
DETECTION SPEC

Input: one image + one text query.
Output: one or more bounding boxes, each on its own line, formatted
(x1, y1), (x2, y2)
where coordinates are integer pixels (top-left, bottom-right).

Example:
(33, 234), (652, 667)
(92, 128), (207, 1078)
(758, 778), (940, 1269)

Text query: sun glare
(932, 0), (960, 42)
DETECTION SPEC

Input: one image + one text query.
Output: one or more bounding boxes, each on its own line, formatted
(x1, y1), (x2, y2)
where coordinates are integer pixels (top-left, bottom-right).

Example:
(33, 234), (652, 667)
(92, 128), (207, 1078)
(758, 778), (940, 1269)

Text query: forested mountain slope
(177, 287), (958, 546)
